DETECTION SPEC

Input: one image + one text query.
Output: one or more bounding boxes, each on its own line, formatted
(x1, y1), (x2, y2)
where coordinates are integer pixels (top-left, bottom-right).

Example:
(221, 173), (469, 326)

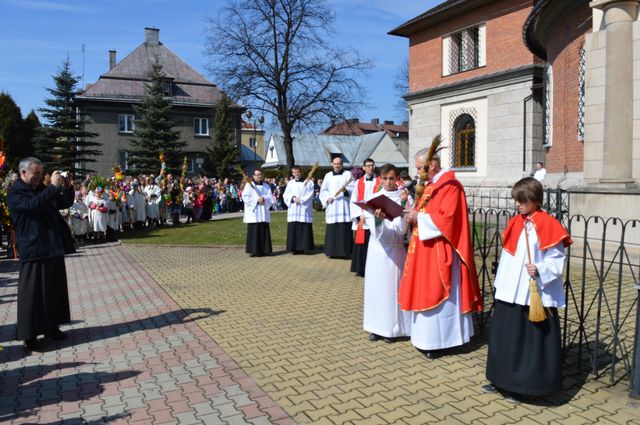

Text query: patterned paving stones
(2, 241), (640, 424)
(127, 244), (640, 425)
(0, 243), (290, 424)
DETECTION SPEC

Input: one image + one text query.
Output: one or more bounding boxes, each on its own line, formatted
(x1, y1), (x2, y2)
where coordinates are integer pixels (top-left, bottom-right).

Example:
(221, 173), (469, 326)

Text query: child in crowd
(183, 186), (194, 223)
(69, 191), (89, 246)
(483, 177), (572, 402)
(362, 163), (412, 343)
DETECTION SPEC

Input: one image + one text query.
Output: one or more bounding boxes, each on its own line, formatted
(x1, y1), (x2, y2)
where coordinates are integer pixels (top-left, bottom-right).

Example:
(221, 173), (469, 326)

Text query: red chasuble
(398, 171), (483, 313)
(501, 210), (572, 256)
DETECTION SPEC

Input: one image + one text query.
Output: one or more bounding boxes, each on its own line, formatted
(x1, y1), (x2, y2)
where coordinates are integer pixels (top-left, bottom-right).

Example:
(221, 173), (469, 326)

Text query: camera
(59, 171), (69, 178)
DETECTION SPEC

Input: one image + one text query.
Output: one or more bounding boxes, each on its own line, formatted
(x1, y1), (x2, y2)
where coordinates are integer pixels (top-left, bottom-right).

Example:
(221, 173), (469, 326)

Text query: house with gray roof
(262, 132), (408, 170)
(76, 27), (243, 176)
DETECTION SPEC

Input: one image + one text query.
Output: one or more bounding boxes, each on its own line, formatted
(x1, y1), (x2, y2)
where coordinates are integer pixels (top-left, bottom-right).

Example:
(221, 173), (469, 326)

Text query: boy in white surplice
(363, 163), (412, 343)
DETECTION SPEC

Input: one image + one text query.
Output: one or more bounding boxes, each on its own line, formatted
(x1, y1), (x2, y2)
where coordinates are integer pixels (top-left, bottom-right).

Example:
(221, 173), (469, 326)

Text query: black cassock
(350, 229), (370, 277)
(246, 222), (272, 256)
(286, 222), (314, 253)
(324, 222), (353, 259)
(486, 300), (563, 396)
(17, 256), (71, 340)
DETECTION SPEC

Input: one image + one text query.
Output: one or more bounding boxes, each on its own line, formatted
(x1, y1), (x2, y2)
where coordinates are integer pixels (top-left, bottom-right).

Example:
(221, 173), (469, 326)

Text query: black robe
(324, 222), (353, 259)
(286, 222), (314, 253)
(246, 222), (272, 256)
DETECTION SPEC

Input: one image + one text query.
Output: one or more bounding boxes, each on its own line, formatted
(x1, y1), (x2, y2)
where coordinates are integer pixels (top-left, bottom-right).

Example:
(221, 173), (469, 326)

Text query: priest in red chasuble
(399, 147), (483, 358)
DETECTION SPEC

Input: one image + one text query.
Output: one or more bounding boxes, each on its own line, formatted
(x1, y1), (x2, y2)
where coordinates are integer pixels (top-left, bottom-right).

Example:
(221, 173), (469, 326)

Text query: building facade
(240, 120), (266, 174)
(76, 28), (242, 177)
(389, 0), (546, 192)
(524, 0), (640, 220)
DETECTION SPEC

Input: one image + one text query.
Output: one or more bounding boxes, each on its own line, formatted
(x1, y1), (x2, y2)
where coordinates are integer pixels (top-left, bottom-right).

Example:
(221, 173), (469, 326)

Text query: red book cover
(354, 194), (404, 220)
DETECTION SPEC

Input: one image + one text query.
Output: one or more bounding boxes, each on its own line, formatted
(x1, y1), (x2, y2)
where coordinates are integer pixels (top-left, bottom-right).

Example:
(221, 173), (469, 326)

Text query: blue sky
(0, 0), (443, 130)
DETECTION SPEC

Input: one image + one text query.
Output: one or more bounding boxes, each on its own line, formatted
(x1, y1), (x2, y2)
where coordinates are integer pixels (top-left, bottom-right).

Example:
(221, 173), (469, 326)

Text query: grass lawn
(119, 210), (328, 246)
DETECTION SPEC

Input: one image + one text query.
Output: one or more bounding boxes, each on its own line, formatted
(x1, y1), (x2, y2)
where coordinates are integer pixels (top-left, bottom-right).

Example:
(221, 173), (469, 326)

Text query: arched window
(452, 113), (475, 168)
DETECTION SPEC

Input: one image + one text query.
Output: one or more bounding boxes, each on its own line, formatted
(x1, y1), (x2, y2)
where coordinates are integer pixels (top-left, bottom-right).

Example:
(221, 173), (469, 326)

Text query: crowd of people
(8, 143), (573, 405)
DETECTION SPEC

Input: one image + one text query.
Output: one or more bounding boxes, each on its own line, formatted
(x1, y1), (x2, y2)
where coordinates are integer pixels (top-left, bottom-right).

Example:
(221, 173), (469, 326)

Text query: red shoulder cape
(398, 171), (483, 313)
(502, 210), (573, 255)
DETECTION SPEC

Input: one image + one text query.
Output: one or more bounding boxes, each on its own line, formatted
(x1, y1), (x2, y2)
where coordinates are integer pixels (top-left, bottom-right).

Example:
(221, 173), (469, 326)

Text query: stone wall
(407, 75), (544, 189)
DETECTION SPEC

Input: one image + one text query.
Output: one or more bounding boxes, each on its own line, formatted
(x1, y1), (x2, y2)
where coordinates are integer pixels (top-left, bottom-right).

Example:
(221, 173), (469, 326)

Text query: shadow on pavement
(0, 308), (223, 360)
(40, 413), (132, 425)
(0, 362), (139, 423)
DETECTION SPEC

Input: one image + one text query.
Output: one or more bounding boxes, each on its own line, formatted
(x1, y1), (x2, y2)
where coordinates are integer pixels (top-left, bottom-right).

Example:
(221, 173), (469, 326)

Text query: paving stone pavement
(126, 244), (640, 425)
(0, 243), (292, 425)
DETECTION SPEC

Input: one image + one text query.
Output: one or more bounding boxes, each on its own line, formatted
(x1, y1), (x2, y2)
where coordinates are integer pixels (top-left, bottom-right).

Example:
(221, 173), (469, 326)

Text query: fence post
(631, 283), (640, 398)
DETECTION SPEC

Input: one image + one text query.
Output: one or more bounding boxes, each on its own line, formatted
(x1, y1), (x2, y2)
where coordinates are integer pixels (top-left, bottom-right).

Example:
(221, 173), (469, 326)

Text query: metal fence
(469, 203), (640, 387)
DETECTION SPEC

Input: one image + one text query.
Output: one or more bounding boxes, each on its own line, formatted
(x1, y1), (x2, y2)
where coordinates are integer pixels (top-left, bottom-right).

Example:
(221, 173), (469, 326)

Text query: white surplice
(86, 191), (108, 233)
(349, 175), (378, 230)
(128, 190), (147, 222)
(363, 189), (412, 338)
(242, 182), (273, 223)
(69, 200), (88, 236)
(283, 179), (314, 223)
(494, 220), (566, 308)
(410, 169), (474, 351)
(144, 184), (161, 219)
(319, 171), (352, 224)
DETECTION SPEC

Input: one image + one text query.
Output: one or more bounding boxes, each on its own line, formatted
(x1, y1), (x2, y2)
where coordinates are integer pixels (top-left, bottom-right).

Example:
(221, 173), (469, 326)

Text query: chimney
(383, 120), (394, 125)
(109, 50), (117, 70)
(371, 118), (379, 125)
(347, 118), (359, 124)
(145, 27), (160, 45)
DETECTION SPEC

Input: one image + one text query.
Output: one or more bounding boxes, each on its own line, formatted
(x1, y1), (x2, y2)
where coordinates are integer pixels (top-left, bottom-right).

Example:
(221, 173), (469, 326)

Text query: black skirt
(324, 222), (353, 258)
(486, 300), (562, 396)
(350, 229), (370, 277)
(286, 222), (314, 253)
(17, 256), (71, 340)
(246, 222), (272, 256)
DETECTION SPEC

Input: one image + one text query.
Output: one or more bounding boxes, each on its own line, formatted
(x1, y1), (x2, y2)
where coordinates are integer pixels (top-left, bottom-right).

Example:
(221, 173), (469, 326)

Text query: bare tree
(393, 56), (409, 122)
(205, 0), (370, 169)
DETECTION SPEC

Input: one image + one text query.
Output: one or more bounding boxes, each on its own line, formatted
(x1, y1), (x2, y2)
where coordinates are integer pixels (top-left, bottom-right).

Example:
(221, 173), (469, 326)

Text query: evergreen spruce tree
(19, 111), (41, 163)
(34, 58), (101, 174)
(0, 92), (24, 169)
(129, 59), (184, 175)
(207, 95), (239, 178)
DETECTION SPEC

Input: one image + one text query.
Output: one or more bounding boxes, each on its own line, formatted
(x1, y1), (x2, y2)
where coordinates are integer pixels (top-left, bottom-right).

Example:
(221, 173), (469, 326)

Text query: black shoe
(45, 329), (68, 340)
(24, 338), (38, 352)
(481, 384), (497, 394)
(423, 350), (444, 360)
(382, 337), (395, 344)
(368, 333), (381, 342)
(503, 392), (522, 404)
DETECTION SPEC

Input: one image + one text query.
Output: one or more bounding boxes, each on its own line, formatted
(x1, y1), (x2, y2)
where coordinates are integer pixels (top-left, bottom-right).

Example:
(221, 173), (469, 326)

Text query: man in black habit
(7, 157), (75, 352)
(319, 157), (353, 258)
(241, 169), (274, 257)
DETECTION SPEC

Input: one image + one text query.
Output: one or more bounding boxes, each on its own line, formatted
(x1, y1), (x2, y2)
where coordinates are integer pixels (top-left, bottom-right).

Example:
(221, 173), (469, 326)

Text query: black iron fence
(469, 203), (640, 388)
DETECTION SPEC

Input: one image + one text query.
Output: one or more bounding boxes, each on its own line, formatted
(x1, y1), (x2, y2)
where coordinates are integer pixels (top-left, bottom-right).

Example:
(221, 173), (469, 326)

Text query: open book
(354, 194), (404, 220)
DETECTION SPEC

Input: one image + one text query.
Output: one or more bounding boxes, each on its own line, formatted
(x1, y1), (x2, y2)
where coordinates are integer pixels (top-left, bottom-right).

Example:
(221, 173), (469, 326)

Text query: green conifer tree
(128, 59), (184, 175)
(34, 58), (101, 174)
(207, 95), (239, 178)
(0, 92), (24, 169)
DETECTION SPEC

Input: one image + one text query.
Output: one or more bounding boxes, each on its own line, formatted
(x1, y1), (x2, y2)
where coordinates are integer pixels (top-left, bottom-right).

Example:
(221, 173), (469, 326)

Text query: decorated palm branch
(87, 175), (110, 192)
(334, 167), (363, 197)
(235, 165), (257, 191)
(415, 134), (445, 200)
(303, 162), (319, 187)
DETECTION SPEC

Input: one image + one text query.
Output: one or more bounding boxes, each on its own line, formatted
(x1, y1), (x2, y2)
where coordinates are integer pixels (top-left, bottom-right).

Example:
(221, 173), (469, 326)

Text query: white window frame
(118, 150), (129, 170)
(249, 137), (257, 148)
(194, 118), (209, 136)
(118, 114), (135, 133)
(543, 64), (553, 147)
(442, 23), (486, 76)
